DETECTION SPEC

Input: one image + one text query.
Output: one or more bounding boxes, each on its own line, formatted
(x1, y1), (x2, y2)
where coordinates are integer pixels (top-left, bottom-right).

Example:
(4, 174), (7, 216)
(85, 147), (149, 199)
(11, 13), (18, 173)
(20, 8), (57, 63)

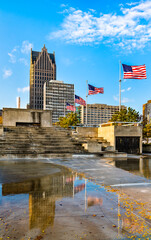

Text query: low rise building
(143, 100), (151, 123)
(44, 80), (74, 123)
(79, 104), (126, 125)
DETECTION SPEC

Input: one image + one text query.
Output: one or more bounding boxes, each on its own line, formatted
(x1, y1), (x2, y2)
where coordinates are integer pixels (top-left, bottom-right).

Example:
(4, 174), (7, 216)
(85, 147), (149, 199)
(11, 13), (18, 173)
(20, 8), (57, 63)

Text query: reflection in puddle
(112, 157), (151, 179)
(0, 161), (151, 239)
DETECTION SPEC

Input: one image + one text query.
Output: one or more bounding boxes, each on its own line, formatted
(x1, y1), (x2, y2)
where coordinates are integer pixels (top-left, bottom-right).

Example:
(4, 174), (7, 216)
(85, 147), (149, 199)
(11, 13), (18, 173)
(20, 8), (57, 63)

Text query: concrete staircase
(72, 133), (114, 152)
(0, 126), (86, 158)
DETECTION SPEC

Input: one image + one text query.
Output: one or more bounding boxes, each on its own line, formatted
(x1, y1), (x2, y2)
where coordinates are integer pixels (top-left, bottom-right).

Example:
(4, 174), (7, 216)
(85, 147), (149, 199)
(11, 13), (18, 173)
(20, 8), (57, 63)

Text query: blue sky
(1, 0), (151, 113)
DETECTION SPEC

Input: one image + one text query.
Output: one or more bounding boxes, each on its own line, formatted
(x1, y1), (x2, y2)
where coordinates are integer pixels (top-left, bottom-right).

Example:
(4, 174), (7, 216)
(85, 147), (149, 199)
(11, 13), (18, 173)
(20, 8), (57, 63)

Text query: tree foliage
(109, 107), (140, 122)
(56, 112), (79, 128)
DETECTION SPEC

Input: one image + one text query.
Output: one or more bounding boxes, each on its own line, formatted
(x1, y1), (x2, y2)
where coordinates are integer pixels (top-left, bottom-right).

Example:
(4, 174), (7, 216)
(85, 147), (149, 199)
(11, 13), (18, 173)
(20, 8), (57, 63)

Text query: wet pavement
(0, 156), (151, 239)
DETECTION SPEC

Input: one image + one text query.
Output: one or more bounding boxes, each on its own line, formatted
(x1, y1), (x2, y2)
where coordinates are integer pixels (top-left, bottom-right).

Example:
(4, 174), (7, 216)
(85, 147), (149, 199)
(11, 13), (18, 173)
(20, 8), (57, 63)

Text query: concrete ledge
(103, 152), (127, 158)
(82, 142), (102, 153)
(76, 127), (98, 138)
(2, 108), (52, 127)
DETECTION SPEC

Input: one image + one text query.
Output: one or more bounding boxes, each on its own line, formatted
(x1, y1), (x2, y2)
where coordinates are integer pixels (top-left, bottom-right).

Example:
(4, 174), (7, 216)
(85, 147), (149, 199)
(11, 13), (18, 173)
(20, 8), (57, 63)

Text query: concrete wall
(98, 124), (142, 153)
(114, 125), (142, 154)
(0, 125), (3, 135)
(76, 127), (98, 138)
(98, 126), (115, 149)
(3, 108), (52, 127)
(114, 125), (142, 137)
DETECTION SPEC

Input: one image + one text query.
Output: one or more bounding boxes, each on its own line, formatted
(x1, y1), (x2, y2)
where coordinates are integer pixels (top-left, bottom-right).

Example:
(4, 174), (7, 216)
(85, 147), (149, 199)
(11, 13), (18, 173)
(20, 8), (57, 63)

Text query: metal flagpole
(73, 174), (74, 198)
(86, 80), (88, 126)
(64, 99), (65, 117)
(119, 61), (122, 111)
(118, 194), (120, 238)
(74, 88), (76, 113)
(85, 178), (87, 212)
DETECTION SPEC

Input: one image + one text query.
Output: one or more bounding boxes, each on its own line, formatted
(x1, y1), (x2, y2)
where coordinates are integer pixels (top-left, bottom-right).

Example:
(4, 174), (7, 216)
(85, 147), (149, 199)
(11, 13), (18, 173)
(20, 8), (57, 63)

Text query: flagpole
(119, 61), (121, 111)
(74, 88), (76, 113)
(64, 99), (65, 117)
(86, 80), (88, 126)
(85, 178), (87, 212)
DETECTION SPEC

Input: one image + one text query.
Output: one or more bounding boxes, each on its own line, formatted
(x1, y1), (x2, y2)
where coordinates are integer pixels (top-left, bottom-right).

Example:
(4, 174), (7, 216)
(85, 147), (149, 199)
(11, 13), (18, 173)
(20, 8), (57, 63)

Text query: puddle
(0, 161), (151, 239)
(112, 157), (151, 179)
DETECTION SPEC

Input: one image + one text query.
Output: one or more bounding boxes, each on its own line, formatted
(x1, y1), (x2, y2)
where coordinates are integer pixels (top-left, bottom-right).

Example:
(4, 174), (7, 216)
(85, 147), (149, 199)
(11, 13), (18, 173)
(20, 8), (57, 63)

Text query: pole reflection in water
(1, 161), (151, 239)
(114, 157), (151, 179)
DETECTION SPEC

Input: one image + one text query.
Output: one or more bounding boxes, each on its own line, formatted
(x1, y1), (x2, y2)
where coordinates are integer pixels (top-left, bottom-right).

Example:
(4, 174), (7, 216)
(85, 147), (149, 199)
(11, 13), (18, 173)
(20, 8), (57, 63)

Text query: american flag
(122, 64), (147, 79)
(66, 102), (76, 111)
(88, 84), (104, 95)
(75, 95), (86, 106)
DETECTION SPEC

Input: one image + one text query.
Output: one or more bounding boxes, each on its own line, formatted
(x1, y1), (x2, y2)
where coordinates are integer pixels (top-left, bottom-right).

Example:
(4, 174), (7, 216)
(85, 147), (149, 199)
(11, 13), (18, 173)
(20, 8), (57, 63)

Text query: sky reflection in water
(0, 161), (151, 240)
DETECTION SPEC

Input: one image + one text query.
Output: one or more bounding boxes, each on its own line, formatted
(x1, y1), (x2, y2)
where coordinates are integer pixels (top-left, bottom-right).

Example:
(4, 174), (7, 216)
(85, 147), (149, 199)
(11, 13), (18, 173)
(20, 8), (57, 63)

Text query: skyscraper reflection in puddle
(2, 166), (76, 230)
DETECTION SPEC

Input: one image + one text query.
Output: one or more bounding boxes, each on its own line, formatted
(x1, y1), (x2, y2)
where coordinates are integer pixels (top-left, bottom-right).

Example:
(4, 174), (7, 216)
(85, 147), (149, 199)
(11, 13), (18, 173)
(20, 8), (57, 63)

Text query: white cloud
(8, 53), (16, 63)
(114, 94), (131, 104)
(3, 69), (12, 79)
(60, 3), (68, 8)
(126, 2), (139, 6)
(89, 9), (96, 13)
(8, 46), (19, 63)
(17, 86), (29, 93)
(50, 1), (151, 49)
(19, 58), (28, 66)
(59, 7), (76, 14)
(121, 89), (125, 92)
(21, 41), (33, 54)
(8, 41), (32, 66)
(122, 97), (130, 103)
(127, 87), (132, 91)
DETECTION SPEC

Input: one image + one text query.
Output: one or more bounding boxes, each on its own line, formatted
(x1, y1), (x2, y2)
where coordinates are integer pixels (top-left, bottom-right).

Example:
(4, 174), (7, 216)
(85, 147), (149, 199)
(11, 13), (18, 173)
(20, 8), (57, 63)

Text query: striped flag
(88, 84), (104, 95)
(75, 95), (86, 106)
(66, 102), (76, 111)
(122, 64), (147, 79)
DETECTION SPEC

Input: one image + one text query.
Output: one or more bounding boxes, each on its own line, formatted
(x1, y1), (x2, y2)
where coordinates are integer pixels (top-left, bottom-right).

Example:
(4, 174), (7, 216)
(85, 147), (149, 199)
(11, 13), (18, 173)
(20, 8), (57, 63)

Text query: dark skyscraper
(29, 45), (56, 109)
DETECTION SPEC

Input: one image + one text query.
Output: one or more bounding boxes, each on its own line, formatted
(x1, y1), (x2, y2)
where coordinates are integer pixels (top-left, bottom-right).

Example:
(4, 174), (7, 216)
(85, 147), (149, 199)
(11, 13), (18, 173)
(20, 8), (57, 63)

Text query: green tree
(56, 112), (79, 128)
(143, 123), (151, 143)
(110, 107), (140, 122)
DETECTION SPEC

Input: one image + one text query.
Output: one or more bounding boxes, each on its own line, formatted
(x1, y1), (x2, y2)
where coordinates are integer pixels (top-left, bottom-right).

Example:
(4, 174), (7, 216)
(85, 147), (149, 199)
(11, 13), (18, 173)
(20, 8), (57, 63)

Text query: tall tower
(29, 45), (56, 109)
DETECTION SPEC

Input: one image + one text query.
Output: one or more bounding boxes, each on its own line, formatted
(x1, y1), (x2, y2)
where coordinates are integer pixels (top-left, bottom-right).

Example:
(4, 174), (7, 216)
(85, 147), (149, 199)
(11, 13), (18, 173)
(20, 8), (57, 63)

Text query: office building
(44, 80), (74, 123)
(79, 103), (126, 125)
(143, 100), (151, 123)
(30, 45), (56, 109)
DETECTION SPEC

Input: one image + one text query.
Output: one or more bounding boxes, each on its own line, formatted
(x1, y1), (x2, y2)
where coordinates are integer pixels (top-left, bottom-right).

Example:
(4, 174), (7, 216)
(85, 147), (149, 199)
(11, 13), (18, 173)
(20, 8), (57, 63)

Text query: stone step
(0, 143), (80, 149)
(0, 140), (77, 145)
(4, 127), (70, 133)
(0, 126), (85, 155)
(0, 149), (83, 154)
(2, 135), (74, 140)
(0, 137), (78, 143)
(4, 132), (70, 136)
(0, 139), (75, 144)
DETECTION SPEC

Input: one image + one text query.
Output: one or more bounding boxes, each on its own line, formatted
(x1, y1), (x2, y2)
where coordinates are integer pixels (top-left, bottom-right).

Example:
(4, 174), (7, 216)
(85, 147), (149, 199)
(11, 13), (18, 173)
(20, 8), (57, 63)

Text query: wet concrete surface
(0, 156), (151, 239)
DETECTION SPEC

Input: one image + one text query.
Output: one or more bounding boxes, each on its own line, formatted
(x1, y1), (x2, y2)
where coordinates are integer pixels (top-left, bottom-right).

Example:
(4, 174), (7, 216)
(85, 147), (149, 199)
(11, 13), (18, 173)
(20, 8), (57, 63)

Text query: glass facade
(44, 80), (74, 123)
(80, 104), (126, 125)
(30, 45), (56, 110)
